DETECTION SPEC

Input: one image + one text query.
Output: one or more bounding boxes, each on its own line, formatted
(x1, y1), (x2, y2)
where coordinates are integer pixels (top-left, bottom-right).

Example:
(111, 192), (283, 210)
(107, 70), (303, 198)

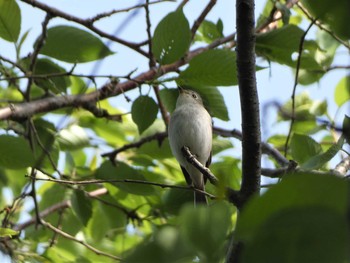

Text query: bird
(168, 87), (212, 204)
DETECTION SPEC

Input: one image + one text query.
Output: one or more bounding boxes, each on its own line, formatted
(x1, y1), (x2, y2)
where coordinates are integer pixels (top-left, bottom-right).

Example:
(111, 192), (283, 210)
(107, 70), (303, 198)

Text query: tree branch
(19, 0), (148, 57)
(226, 0), (260, 261)
(236, 0), (261, 205)
(0, 34), (235, 121)
(284, 19), (316, 156)
(41, 220), (122, 261)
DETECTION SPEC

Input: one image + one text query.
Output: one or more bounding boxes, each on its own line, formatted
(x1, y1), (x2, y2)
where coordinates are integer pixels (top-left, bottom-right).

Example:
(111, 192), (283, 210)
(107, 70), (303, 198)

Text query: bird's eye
(192, 93), (197, 99)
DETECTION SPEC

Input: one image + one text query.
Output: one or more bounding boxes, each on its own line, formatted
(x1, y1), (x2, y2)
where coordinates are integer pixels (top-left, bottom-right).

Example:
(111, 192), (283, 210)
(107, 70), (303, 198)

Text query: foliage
(0, 0), (349, 262)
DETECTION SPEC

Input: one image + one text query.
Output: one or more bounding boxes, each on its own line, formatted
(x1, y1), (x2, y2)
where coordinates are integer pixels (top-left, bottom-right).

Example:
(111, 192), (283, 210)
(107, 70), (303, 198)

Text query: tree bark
(226, 0), (261, 261)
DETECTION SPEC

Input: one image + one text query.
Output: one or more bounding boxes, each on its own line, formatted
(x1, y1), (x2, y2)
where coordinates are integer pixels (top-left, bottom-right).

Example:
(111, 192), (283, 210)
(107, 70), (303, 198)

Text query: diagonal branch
(42, 220), (122, 261)
(19, 0), (148, 57)
(0, 34), (235, 121)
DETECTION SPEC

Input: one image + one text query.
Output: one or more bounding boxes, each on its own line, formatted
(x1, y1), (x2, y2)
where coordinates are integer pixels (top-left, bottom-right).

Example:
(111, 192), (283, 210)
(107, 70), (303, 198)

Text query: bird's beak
(178, 86), (184, 93)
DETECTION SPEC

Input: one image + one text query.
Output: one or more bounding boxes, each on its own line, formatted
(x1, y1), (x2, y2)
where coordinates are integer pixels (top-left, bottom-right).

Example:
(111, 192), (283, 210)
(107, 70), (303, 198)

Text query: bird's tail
(194, 190), (207, 205)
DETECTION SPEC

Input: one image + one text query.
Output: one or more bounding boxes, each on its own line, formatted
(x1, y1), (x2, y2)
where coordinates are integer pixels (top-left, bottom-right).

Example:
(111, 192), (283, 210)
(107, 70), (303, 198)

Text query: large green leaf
(290, 133), (322, 164)
(152, 9), (191, 65)
(0, 135), (34, 169)
(131, 96), (158, 134)
(178, 49), (237, 86)
(236, 174), (350, 263)
(125, 226), (193, 263)
(0, 227), (19, 238)
(195, 20), (224, 43)
(301, 137), (344, 170)
(190, 85), (229, 121)
(301, 0), (350, 40)
(39, 26), (113, 63)
(334, 76), (350, 107)
(71, 190), (93, 227)
(57, 125), (90, 151)
(95, 161), (156, 196)
(0, 0), (21, 42)
(180, 202), (233, 262)
(256, 25), (322, 70)
(33, 58), (71, 93)
(32, 119), (59, 174)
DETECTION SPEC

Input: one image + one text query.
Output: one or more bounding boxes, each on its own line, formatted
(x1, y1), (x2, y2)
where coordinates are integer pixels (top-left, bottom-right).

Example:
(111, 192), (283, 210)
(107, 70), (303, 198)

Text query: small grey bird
(168, 87), (212, 204)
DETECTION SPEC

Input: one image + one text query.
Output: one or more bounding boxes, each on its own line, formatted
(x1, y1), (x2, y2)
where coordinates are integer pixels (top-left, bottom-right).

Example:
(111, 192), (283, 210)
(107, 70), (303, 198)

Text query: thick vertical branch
(226, 0), (260, 262)
(236, 0), (261, 208)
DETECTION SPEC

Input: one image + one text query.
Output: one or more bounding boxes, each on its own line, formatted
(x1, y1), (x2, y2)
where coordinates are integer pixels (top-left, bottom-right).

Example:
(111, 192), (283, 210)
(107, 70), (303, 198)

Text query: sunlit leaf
(0, 135), (34, 169)
(39, 26), (113, 63)
(0, 0), (21, 42)
(131, 96), (158, 134)
(71, 190), (93, 227)
(178, 49), (237, 86)
(334, 76), (350, 107)
(152, 9), (191, 65)
(290, 133), (322, 164)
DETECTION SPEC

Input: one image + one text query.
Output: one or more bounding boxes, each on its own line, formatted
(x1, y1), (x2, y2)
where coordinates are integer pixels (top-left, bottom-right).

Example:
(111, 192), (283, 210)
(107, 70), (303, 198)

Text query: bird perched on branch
(168, 87), (212, 204)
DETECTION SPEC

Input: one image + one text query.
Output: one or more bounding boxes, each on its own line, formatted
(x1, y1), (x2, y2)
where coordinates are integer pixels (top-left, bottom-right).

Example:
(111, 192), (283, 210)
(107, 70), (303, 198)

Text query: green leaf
(32, 119), (59, 173)
(212, 137), (233, 155)
(162, 185), (193, 215)
(192, 85), (229, 121)
(236, 174), (350, 263)
(33, 58), (71, 93)
(301, 0), (350, 40)
(180, 202), (233, 261)
(301, 137), (344, 170)
(0, 135), (34, 169)
(242, 207), (349, 263)
(57, 125), (90, 151)
(152, 9), (191, 65)
(196, 20), (223, 43)
(256, 25), (322, 70)
(39, 26), (113, 63)
(178, 49), (237, 86)
(159, 88), (178, 113)
(95, 161), (156, 196)
(125, 226), (193, 263)
(71, 190), (93, 226)
(131, 96), (158, 134)
(0, 0), (21, 42)
(290, 133), (322, 164)
(0, 227), (19, 238)
(334, 76), (350, 107)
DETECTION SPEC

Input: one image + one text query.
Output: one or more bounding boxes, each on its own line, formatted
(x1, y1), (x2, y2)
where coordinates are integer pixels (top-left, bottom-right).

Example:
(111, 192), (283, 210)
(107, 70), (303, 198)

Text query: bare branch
(296, 2), (350, 50)
(284, 19), (316, 156)
(181, 146), (241, 206)
(88, 0), (174, 23)
(42, 220), (122, 261)
(0, 34), (235, 121)
(334, 156), (350, 176)
(19, 0), (148, 57)
(25, 13), (52, 101)
(101, 131), (167, 161)
(213, 127), (289, 166)
(190, 0), (217, 39)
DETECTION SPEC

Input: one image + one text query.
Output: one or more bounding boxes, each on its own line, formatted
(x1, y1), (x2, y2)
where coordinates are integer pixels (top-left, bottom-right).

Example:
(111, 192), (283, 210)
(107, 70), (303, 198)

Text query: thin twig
(19, 0), (148, 57)
(284, 19), (316, 157)
(101, 131), (167, 160)
(181, 146), (241, 206)
(0, 34), (235, 121)
(213, 127), (289, 166)
(25, 14), (52, 101)
(296, 2), (350, 50)
(42, 220), (122, 261)
(88, 0), (174, 23)
(190, 0), (217, 39)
